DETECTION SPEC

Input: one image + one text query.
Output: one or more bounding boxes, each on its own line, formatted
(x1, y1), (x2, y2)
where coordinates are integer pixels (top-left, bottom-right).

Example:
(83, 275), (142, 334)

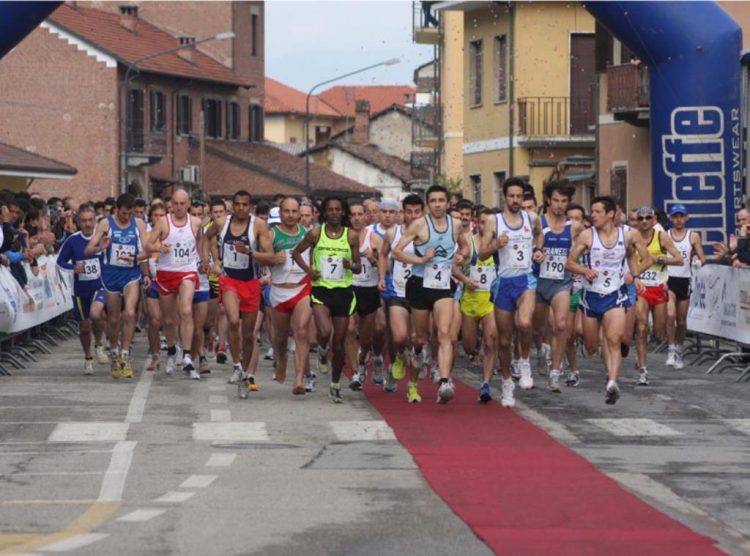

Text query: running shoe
(500, 378), (515, 408)
(160, 336), (168, 351)
(406, 381), (422, 403)
(246, 374), (260, 392)
(673, 352), (684, 369)
(510, 359), (521, 381)
(304, 372), (317, 393)
(84, 358), (94, 375)
(264, 348), (274, 361)
(182, 354), (194, 373)
(95, 345), (109, 364)
(430, 361), (440, 384)
(216, 348), (227, 365)
(145, 354), (160, 372)
(548, 370), (562, 393)
(372, 356), (385, 385)
(188, 369), (201, 380)
(437, 380), (455, 404)
(564, 371), (580, 387)
(199, 356), (211, 374)
(329, 383), (343, 404)
(110, 355), (121, 379)
(605, 380), (620, 405)
(518, 358), (534, 390)
(175, 346), (184, 370)
(636, 367), (650, 386)
(121, 355), (134, 379)
(349, 366), (364, 391)
(228, 364), (242, 384)
(391, 353), (406, 380)
(165, 354), (176, 375)
(384, 368), (397, 393)
(666, 348), (676, 368)
(317, 351), (330, 374)
(478, 381), (492, 403)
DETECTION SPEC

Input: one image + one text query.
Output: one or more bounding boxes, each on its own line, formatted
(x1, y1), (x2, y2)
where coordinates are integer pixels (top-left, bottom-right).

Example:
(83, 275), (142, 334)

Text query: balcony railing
(411, 150), (437, 170)
(412, 103), (441, 147)
(412, 1), (439, 44)
(517, 96), (595, 137)
(127, 128), (167, 156)
(606, 63), (649, 113)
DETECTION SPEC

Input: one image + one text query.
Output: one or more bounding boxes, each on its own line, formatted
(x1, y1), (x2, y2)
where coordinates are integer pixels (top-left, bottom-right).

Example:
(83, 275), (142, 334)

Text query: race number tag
(80, 258), (101, 281)
(392, 262), (411, 290)
(469, 266), (493, 291)
(640, 269), (661, 286)
(112, 243), (136, 267)
(511, 242), (531, 270)
(423, 262), (451, 290)
(590, 270), (617, 295)
(172, 244), (192, 266)
(320, 256), (345, 281)
(539, 253), (566, 280)
(223, 243), (249, 270)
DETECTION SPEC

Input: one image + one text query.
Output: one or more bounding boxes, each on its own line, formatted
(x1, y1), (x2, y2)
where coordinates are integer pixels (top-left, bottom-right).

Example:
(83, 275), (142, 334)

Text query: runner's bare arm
(531, 213), (545, 263)
(377, 229), (393, 291)
(658, 231), (685, 266)
(477, 214), (504, 260)
(84, 218), (110, 256)
(252, 221), (284, 266)
(455, 223), (471, 266)
(143, 218), (166, 256)
(135, 219), (152, 262)
(292, 227), (320, 279)
(691, 232), (707, 265)
(346, 228), (362, 274)
(626, 230), (653, 275)
(393, 218), (430, 265)
(566, 228), (596, 280)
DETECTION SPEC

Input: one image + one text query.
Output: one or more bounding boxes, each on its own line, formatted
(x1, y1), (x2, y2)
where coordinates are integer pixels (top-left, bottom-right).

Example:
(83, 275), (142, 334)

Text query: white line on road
(724, 419), (750, 435)
(0, 449), (113, 456)
(210, 409), (231, 422)
(126, 370), (153, 423)
(205, 453), (236, 467)
(192, 422), (269, 442)
(155, 491), (195, 503)
(209, 395), (228, 404)
(48, 422), (129, 442)
(98, 440), (137, 502)
(655, 394), (673, 402)
(587, 418), (683, 436)
(0, 472), (103, 477)
(117, 509), (166, 522)
(179, 474), (217, 488)
(514, 400), (580, 443)
(329, 420), (396, 441)
(38, 533), (108, 552)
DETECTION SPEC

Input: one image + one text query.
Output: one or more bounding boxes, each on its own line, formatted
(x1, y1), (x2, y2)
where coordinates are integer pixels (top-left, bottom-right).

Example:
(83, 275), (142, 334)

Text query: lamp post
(120, 31), (235, 194)
(304, 58), (400, 194)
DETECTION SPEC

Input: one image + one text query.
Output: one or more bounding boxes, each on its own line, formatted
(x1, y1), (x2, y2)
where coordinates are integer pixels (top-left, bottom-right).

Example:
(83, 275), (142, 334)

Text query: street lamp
(304, 58), (400, 194)
(120, 31), (235, 194)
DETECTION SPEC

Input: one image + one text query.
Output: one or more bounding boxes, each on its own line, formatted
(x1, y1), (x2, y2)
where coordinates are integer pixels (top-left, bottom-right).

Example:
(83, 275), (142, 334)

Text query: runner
(393, 185), (470, 404)
(566, 196), (652, 404)
(292, 196), (361, 403)
(56, 204), (108, 374)
(144, 202), (166, 371)
(633, 206), (683, 385)
(190, 201), (212, 375)
(85, 193), (150, 379)
(206, 198), (228, 365)
(564, 203), (586, 386)
(146, 189), (204, 379)
(378, 194), (424, 402)
(477, 177), (544, 407)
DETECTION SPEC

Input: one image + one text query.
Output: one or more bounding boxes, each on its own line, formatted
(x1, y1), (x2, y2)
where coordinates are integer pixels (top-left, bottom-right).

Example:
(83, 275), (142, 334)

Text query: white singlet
(585, 227), (626, 296)
(496, 210), (533, 278)
(157, 214), (198, 273)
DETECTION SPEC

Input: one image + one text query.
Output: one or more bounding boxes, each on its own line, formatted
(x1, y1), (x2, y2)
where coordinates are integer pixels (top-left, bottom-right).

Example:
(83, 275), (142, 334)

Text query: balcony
(412, 103), (441, 149)
(516, 96), (595, 148)
(126, 128), (166, 166)
(412, 1), (439, 44)
(606, 63), (650, 127)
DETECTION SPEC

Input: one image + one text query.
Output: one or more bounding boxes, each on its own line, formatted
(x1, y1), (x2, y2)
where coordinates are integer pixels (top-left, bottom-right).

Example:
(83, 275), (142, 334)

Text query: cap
(635, 206), (655, 218)
(268, 206), (281, 224)
(380, 199), (399, 211)
(669, 204), (688, 216)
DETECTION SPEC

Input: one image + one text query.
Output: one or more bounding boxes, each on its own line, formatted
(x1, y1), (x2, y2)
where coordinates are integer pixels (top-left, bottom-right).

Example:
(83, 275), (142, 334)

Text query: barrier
(0, 254), (73, 334)
(688, 264), (750, 344)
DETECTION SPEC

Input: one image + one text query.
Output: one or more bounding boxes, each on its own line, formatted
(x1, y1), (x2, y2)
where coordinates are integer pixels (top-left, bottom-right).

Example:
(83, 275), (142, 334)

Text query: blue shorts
(147, 281), (160, 300)
(493, 273), (537, 312)
(261, 284), (271, 308)
(193, 289), (210, 304)
(380, 274), (396, 301)
(453, 282), (463, 301)
(102, 267), (141, 295)
(536, 277), (572, 305)
(625, 283), (636, 309)
(73, 289), (106, 321)
(581, 288), (628, 321)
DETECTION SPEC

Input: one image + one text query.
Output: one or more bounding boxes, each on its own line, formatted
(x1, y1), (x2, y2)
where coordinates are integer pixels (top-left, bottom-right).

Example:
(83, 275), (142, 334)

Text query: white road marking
(205, 453), (236, 467)
(117, 509), (166, 522)
(192, 422), (269, 442)
(207, 384), (225, 392)
(125, 370), (153, 423)
(98, 441), (137, 502)
(329, 420), (396, 442)
(0, 449), (113, 456)
(724, 419), (750, 435)
(0, 472), (102, 477)
(655, 394), (672, 401)
(48, 422), (129, 442)
(514, 400), (580, 443)
(209, 395), (228, 404)
(179, 474), (217, 488)
(587, 418), (683, 437)
(155, 491), (195, 503)
(210, 409), (231, 422)
(39, 533), (108, 552)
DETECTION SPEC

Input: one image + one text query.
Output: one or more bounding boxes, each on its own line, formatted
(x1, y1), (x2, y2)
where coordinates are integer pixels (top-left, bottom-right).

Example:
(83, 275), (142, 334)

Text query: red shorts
(219, 276), (261, 313)
(638, 284), (669, 308)
(271, 282), (311, 314)
(156, 270), (199, 295)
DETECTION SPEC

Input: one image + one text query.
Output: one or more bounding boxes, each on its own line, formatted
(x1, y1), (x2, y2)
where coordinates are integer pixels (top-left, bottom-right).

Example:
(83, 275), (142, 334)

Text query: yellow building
(428, 1), (596, 207)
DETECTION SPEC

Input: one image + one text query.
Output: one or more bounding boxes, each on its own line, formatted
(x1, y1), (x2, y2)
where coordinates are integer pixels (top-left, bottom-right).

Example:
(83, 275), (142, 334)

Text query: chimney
(177, 36), (196, 63)
(119, 5), (138, 32)
(351, 99), (371, 145)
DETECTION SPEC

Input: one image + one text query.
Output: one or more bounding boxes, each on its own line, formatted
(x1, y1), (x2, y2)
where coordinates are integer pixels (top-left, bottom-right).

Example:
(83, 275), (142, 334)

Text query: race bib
(392, 262), (411, 290)
(640, 268), (662, 287)
(320, 256), (345, 281)
(510, 241), (531, 270)
(423, 262), (451, 290)
(223, 243), (249, 270)
(469, 265), (493, 291)
(172, 244), (193, 266)
(79, 258), (101, 281)
(539, 254), (566, 280)
(590, 270), (618, 295)
(355, 258), (378, 284)
(111, 243), (136, 267)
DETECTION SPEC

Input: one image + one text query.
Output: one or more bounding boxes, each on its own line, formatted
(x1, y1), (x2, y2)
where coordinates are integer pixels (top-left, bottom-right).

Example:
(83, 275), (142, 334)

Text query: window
(127, 88), (144, 151)
(493, 171), (507, 209)
(226, 101), (240, 139)
(251, 14), (258, 57)
(470, 174), (482, 204)
(203, 98), (222, 138)
(249, 104), (263, 142)
(150, 90), (166, 132)
(177, 94), (192, 135)
(315, 125), (331, 144)
(494, 35), (507, 103)
(469, 40), (483, 106)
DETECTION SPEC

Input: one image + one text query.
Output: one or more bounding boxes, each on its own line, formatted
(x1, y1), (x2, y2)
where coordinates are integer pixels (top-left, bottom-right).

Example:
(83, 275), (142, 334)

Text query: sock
(439, 377), (448, 384)
(121, 350), (129, 358)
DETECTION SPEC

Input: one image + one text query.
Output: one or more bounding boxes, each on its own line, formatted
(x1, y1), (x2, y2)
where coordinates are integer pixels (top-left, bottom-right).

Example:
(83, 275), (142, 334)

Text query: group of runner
(56, 177), (706, 406)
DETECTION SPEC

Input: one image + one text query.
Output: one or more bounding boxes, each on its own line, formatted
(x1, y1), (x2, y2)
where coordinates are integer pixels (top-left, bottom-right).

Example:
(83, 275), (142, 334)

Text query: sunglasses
(637, 215), (653, 221)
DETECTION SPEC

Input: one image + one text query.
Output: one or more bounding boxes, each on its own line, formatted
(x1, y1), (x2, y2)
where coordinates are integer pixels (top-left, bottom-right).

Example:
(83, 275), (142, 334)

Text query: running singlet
(466, 235), (496, 292)
(413, 215), (455, 290)
(57, 231), (104, 296)
(157, 214), (198, 272)
(312, 224), (352, 289)
(638, 230), (667, 286)
(667, 229), (693, 279)
(353, 227), (378, 287)
(584, 228), (626, 295)
(219, 215), (257, 281)
(103, 215), (140, 270)
(496, 211), (533, 278)
(270, 224), (309, 284)
(390, 224), (413, 297)
(539, 216), (572, 281)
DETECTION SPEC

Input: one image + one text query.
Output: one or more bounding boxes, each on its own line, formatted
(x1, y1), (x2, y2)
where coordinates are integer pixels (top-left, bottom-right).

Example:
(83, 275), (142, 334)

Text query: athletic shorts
(625, 283), (637, 309)
(493, 273), (537, 312)
(570, 289), (581, 313)
(311, 285), (356, 318)
(146, 281), (160, 300)
(460, 289), (493, 319)
(638, 284), (669, 308)
(102, 267), (141, 295)
(453, 283), (463, 302)
(581, 288), (628, 321)
(353, 286), (381, 317)
(219, 276), (261, 314)
(72, 289), (106, 321)
(667, 276), (691, 302)
(386, 296), (411, 312)
(380, 274), (396, 301)
(405, 275), (457, 312)
(208, 274), (220, 300)
(536, 277), (572, 305)
(271, 282), (311, 314)
(156, 270), (199, 296)
(193, 289), (210, 304)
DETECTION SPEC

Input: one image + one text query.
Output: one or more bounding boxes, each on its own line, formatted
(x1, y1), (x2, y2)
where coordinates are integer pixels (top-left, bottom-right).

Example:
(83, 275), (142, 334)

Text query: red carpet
(364, 378), (722, 555)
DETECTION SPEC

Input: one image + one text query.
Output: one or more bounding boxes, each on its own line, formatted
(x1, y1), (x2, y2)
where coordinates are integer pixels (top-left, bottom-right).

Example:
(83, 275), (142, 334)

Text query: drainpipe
(508, 2), (515, 179)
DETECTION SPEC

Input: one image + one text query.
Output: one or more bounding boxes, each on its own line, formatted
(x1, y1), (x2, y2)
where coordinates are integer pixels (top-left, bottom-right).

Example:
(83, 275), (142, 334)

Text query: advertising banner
(688, 265), (750, 344)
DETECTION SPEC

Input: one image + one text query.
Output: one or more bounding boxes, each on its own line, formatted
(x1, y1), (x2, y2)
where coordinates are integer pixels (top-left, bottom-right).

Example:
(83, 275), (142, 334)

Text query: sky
(265, 1), (435, 92)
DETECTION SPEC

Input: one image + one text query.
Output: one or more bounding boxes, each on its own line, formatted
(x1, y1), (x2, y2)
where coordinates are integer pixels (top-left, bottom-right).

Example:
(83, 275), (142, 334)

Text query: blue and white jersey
(537, 216), (572, 281)
(103, 215), (141, 270)
(57, 231), (103, 297)
(496, 210), (534, 279)
(413, 215), (455, 290)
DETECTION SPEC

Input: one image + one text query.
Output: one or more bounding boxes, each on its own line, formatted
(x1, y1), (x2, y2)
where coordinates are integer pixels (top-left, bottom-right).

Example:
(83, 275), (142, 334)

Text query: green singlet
(312, 224), (352, 289)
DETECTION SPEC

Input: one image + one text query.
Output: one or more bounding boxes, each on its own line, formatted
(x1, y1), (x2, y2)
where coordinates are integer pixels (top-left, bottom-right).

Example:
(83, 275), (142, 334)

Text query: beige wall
(440, 10), (464, 182)
(369, 112), (413, 161)
(263, 114), (341, 145)
(311, 149), (403, 200)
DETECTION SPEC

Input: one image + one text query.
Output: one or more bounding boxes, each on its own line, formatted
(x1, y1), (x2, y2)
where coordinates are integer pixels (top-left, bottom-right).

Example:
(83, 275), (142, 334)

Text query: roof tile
(318, 85), (416, 117)
(265, 77), (342, 117)
(0, 142), (77, 175)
